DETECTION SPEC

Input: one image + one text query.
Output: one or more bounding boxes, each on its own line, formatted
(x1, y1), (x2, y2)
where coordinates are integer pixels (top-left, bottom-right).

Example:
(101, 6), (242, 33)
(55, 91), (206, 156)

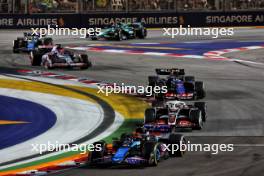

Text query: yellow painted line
(0, 79), (95, 103)
(69, 86), (149, 119)
(0, 120), (29, 125)
(0, 78), (149, 174)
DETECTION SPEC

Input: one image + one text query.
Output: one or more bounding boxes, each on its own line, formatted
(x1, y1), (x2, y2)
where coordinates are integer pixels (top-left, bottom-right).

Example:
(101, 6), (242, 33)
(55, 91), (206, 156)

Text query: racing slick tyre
(91, 36), (98, 40)
(80, 54), (92, 70)
(116, 30), (123, 41)
(143, 141), (160, 166)
(43, 60), (52, 69)
(179, 69), (185, 76)
(151, 100), (165, 107)
(86, 33), (90, 38)
(30, 51), (42, 66)
(194, 102), (207, 122)
(86, 141), (107, 166)
(144, 108), (156, 123)
(148, 76), (159, 87)
(147, 76), (159, 96)
(184, 76), (195, 82)
(13, 40), (19, 53)
(190, 109), (203, 130)
(138, 28), (147, 39)
(195, 81), (206, 99)
(121, 33), (128, 40)
(168, 133), (186, 157)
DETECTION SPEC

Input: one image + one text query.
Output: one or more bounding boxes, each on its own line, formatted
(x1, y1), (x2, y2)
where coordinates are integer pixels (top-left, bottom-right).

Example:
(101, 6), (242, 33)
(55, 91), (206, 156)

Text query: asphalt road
(0, 28), (264, 176)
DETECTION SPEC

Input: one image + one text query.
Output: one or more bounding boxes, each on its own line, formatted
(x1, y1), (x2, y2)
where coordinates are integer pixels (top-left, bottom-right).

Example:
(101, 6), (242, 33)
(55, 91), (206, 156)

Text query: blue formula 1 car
(13, 32), (53, 53)
(148, 68), (206, 100)
(87, 132), (185, 167)
(88, 22), (147, 41)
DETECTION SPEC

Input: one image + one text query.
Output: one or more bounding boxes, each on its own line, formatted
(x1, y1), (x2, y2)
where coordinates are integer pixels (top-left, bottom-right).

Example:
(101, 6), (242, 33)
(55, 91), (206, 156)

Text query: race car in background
(13, 32), (53, 53)
(87, 132), (185, 167)
(144, 100), (207, 131)
(148, 68), (205, 100)
(30, 44), (92, 70)
(87, 22), (147, 41)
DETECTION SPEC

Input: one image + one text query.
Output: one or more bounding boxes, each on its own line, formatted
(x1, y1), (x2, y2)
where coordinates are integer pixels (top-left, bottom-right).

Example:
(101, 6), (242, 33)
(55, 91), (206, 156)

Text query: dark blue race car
(13, 32), (53, 53)
(148, 68), (206, 100)
(87, 132), (185, 167)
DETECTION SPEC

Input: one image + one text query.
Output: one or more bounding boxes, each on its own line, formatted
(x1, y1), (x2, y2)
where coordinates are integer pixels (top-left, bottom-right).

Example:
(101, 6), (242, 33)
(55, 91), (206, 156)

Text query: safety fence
(0, 11), (263, 28)
(0, 0), (264, 14)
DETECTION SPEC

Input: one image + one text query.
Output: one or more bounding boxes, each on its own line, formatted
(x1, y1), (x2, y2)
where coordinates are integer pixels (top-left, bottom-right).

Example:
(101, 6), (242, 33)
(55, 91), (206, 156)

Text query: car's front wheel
(86, 141), (106, 166)
(30, 51), (42, 66)
(143, 142), (160, 166)
(13, 40), (19, 53)
(43, 60), (52, 69)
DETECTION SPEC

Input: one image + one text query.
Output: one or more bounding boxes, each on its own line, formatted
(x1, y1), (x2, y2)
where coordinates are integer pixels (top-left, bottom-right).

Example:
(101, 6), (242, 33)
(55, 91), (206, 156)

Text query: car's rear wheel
(184, 76), (195, 82)
(194, 102), (207, 122)
(148, 76), (159, 87)
(30, 51), (42, 66)
(80, 54), (92, 70)
(138, 28), (147, 39)
(91, 37), (98, 40)
(44, 61), (51, 69)
(144, 108), (156, 123)
(143, 142), (160, 166)
(168, 133), (186, 157)
(190, 109), (203, 130)
(86, 141), (106, 166)
(195, 81), (206, 99)
(116, 30), (124, 41)
(13, 40), (19, 53)
(151, 100), (164, 107)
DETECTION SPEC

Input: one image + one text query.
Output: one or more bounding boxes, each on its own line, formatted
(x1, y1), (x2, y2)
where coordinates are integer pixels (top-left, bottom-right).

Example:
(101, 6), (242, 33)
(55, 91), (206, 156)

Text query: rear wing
(155, 68), (185, 76)
(24, 32), (42, 37)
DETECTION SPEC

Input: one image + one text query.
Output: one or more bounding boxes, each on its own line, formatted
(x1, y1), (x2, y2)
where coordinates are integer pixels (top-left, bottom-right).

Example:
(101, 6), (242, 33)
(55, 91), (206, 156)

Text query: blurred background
(0, 0), (264, 14)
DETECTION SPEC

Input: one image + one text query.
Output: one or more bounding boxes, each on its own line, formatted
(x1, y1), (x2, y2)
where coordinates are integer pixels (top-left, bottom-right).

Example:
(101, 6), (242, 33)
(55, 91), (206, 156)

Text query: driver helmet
(132, 131), (142, 140)
(123, 135), (133, 146)
(168, 113), (177, 123)
(166, 101), (186, 111)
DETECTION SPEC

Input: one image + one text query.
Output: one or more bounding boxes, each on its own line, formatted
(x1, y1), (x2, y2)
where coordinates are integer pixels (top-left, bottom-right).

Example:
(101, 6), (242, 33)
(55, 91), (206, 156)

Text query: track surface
(0, 28), (264, 175)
